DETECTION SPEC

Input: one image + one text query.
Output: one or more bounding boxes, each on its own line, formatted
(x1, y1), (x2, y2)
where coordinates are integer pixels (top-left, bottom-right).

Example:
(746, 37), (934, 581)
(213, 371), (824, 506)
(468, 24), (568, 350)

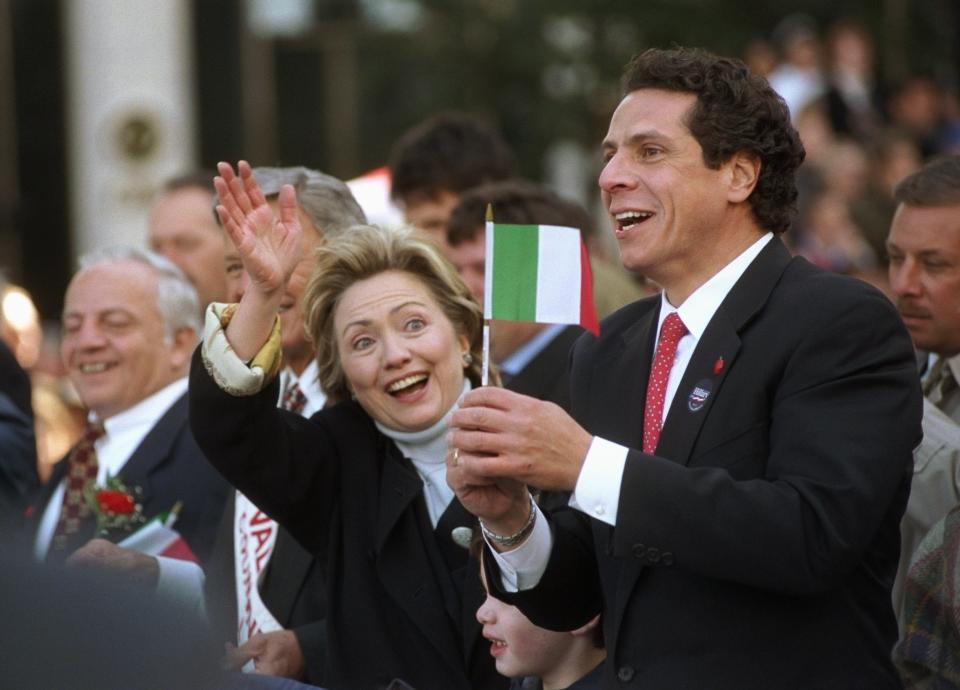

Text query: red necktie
(643, 312), (687, 454)
(50, 420), (106, 554)
(281, 381), (308, 415)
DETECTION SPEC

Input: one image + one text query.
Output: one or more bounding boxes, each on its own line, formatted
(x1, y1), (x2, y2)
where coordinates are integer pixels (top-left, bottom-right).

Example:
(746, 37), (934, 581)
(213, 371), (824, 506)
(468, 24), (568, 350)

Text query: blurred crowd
(745, 14), (960, 288)
(1, 15), (959, 690)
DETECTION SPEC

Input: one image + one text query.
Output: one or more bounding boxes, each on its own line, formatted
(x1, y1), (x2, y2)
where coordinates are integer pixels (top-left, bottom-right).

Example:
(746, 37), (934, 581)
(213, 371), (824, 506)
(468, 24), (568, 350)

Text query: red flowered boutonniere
(83, 474), (145, 534)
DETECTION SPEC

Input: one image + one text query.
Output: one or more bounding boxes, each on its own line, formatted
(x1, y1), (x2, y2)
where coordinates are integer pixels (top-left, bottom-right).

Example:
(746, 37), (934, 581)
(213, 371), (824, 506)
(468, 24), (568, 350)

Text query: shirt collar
(658, 232), (773, 338)
(95, 377), (188, 438)
(283, 359), (326, 409)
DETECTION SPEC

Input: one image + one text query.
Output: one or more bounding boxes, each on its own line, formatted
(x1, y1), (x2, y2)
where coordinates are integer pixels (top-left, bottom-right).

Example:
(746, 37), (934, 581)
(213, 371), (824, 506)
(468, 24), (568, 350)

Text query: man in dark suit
(28, 246), (228, 572)
(448, 47), (922, 689)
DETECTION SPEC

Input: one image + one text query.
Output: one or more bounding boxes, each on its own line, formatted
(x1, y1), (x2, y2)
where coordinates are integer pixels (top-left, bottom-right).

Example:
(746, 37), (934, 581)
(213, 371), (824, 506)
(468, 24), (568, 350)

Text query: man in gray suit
(886, 155), (960, 621)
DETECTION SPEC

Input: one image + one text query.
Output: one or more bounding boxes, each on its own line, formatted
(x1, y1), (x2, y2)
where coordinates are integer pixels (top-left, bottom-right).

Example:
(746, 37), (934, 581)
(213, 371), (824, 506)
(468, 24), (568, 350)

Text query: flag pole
(482, 203), (493, 387)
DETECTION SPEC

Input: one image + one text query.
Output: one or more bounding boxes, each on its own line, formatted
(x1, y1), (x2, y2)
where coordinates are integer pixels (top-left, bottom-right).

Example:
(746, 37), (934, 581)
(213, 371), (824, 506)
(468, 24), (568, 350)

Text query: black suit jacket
(488, 237), (923, 689)
(504, 325), (583, 412)
(204, 492), (328, 684)
(190, 356), (507, 690)
(29, 393), (229, 564)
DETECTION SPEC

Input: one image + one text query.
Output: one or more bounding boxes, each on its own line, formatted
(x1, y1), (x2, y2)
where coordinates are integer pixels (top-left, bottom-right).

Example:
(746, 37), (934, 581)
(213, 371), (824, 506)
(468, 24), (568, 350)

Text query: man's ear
(569, 613), (601, 637)
(169, 327), (197, 370)
(726, 151), (761, 203)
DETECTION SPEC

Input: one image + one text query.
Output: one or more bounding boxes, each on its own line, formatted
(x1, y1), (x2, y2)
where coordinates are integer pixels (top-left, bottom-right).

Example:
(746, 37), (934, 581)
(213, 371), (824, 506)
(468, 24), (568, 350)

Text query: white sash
(234, 491), (282, 644)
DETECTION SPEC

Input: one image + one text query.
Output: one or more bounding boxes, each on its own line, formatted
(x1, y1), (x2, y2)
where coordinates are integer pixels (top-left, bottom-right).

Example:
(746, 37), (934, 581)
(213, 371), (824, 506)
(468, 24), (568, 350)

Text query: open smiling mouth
(615, 210), (654, 231)
(78, 362), (114, 374)
(386, 373), (429, 397)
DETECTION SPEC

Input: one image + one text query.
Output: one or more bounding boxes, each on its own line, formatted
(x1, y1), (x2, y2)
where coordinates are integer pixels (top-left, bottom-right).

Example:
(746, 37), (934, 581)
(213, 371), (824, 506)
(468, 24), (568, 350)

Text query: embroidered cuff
(200, 302), (283, 396)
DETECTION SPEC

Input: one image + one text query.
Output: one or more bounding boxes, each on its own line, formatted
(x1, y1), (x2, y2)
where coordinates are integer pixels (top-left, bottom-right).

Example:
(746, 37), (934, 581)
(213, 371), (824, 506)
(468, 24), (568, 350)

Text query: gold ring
(452, 448), (460, 467)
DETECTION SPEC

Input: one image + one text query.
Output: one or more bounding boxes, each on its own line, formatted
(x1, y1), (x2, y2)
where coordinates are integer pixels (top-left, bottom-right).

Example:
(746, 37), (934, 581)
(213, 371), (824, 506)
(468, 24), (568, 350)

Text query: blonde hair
(303, 224), (495, 403)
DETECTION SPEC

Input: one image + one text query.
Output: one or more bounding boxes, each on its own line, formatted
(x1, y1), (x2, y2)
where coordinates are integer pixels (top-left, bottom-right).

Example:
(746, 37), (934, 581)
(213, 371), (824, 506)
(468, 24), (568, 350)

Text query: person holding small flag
(447, 46), (921, 689)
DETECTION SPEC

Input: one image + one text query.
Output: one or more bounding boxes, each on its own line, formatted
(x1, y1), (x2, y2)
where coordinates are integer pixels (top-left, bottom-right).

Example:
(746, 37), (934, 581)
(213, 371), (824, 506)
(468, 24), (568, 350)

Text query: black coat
(488, 237), (923, 689)
(190, 357), (507, 690)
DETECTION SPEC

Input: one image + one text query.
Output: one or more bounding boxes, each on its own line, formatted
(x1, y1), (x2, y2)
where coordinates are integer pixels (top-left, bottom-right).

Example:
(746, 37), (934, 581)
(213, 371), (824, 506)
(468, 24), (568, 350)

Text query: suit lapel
(657, 237), (792, 466)
(588, 305), (659, 448)
(374, 446), (464, 675)
(116, 394), (189, 506)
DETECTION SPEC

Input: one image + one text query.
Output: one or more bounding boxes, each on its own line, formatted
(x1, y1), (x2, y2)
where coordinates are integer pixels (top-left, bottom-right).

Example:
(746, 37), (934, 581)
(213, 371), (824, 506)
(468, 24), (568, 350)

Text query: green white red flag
(484, 222), (599, 335)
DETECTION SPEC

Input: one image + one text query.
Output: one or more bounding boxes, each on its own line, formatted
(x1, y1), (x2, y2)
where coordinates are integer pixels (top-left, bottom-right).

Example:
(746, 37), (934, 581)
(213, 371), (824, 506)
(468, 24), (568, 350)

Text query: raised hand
(213, 161), (304, 360)
(214, 160), (303, 299)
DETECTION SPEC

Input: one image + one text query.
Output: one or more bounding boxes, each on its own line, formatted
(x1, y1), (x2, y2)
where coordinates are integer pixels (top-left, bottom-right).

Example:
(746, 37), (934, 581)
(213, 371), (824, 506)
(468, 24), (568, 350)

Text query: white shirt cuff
(486, 505), (552, 593)
(569, 436), (628, 527)
(156, 556), (207, 618)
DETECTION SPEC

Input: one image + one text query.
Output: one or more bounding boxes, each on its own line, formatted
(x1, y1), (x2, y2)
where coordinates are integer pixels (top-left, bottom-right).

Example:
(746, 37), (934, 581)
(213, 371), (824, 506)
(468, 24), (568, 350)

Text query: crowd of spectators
(1, 15), (960, 690)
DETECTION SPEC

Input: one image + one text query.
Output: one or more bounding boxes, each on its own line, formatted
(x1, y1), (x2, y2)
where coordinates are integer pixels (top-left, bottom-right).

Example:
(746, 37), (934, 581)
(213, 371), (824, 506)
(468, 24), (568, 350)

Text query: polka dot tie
(643, 312), (688, 454)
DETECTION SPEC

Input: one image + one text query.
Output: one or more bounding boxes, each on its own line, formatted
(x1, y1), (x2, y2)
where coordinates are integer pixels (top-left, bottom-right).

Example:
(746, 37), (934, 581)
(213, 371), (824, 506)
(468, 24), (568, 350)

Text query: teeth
(615, 211), (653, 222)
(79, 363), (109, 374)
(387, 374), (428, 393)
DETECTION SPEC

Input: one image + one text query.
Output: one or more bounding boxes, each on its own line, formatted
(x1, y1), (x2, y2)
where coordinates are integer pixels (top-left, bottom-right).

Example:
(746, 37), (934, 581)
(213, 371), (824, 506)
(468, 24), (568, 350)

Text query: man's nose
(598, 151), (635, 194)
(890, 258), (921, 298)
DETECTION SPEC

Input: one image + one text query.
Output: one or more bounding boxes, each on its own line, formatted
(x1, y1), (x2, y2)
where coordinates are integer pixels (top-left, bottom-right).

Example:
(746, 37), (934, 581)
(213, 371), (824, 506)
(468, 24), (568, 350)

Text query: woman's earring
(462, 352), (474, 366)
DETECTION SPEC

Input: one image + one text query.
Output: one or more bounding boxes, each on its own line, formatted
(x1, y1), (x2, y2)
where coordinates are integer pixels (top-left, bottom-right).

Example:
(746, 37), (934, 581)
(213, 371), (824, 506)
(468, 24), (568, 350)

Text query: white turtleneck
(375, 379), (470, 527)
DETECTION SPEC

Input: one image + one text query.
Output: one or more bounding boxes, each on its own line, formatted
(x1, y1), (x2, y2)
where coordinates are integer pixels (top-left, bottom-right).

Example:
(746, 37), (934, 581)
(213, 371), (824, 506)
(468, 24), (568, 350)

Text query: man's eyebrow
(602, 130), (669, 151)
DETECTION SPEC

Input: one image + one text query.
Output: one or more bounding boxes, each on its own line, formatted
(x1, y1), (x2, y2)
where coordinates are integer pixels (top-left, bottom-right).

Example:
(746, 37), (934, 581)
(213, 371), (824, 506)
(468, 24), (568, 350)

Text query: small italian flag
(117, 502), (198, 563)
(484, 222), (599, 335)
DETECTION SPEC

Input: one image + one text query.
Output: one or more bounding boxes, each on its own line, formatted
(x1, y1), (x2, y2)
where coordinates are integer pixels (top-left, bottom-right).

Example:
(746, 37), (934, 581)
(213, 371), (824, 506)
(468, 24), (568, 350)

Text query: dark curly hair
(389, 112), (516, 205)
(622, 47), (805, 234)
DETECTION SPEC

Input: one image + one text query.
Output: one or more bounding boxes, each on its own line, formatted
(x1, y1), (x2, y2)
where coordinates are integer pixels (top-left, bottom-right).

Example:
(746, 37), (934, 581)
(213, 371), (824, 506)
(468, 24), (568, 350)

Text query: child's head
(476, 547), (605, 689)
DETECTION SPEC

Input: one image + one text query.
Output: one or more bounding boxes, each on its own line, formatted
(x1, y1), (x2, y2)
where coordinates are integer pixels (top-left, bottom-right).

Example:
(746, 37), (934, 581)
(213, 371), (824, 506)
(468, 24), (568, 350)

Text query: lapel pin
(451, 526), (473, 549)
(688, 379), (713, 412)
(713, 356), (724, 376)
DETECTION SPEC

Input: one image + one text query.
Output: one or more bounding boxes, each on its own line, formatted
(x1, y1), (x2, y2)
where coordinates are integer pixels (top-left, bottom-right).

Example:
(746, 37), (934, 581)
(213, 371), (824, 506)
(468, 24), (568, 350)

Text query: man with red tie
(447, 47), (921, 689)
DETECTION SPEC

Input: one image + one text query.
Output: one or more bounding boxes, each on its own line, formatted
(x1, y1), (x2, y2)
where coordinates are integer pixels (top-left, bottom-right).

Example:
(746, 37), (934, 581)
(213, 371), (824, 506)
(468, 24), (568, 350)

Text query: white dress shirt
(34, 377), (189, 560)
(493, 233), (774, 591)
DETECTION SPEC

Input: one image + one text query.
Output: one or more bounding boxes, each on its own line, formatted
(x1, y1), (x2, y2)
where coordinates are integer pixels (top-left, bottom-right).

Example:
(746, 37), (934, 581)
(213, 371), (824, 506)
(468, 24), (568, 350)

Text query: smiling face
(334, 269), (470, 431)
(887, 202), (960, 355)
(599, 89), (759, 302)
(475, 587), (573, 681)
(61, 261), (193, 420)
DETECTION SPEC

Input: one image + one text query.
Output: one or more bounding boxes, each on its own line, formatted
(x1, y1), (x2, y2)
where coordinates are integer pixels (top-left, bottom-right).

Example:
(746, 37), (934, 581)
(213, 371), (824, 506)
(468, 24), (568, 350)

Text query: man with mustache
(886, 154), (960, 623)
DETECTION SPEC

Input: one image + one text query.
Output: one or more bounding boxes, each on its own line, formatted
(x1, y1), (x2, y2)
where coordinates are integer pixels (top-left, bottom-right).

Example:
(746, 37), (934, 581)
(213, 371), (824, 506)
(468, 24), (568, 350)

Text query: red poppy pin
(713, 357), (724, 376)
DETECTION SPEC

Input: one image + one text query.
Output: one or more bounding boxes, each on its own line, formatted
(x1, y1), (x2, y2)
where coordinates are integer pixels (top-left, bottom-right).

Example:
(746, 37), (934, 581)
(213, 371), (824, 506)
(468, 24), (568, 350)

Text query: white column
(63, 0), (195, 257)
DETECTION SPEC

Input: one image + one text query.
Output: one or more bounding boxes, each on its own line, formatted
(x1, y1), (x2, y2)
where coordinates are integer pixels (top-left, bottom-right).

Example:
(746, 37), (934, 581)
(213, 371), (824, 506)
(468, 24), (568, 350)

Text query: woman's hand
(214, 161), (303, 299)
(213, 161), (304, 361)
(446, 447), (530, 540)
